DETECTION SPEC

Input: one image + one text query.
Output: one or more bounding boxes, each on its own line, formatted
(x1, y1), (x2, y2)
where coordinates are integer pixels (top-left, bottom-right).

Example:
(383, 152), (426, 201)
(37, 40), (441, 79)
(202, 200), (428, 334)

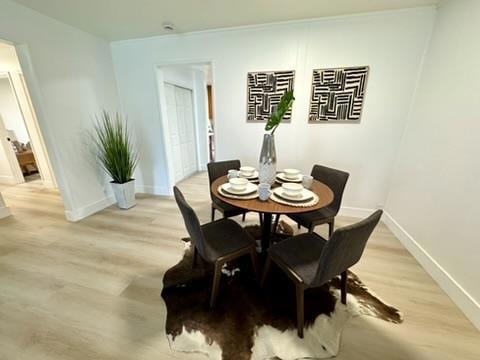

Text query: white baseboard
(0, 175), (21, 185)
(64, 184), (171, 222)
(64, 195), (116, 222)
(0, 206), (11, 219)
(383, 211), (480, 330)
(135, 184), (171, 196)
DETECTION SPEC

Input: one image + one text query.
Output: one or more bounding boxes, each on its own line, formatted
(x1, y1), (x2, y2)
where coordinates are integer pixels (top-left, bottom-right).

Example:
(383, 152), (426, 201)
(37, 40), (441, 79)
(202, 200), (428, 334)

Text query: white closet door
(165, 84), (197, 183)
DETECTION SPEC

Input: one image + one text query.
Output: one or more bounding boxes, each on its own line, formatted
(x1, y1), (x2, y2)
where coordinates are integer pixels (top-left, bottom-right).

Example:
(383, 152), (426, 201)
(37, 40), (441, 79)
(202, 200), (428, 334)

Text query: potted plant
(258, 90), (295, 184)
(93, 111), (138, 209)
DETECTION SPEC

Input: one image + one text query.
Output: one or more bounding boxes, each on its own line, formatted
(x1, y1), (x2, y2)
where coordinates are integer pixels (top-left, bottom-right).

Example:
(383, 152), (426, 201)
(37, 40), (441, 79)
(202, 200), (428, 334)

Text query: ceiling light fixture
(162, 22), (175, 32)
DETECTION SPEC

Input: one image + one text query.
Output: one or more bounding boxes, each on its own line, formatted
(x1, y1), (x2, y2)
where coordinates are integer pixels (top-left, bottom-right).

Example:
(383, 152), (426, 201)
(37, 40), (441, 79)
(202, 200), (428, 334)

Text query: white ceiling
(12, 0), (440, 41)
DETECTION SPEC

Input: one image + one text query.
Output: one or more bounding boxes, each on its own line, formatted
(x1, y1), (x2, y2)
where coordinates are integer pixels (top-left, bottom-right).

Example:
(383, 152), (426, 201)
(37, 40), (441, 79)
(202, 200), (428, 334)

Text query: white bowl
(229, 177), (249, 191)
(283, 168), (300, 179)
(282, 182), (303, 197)
(240, 166), (256, 177)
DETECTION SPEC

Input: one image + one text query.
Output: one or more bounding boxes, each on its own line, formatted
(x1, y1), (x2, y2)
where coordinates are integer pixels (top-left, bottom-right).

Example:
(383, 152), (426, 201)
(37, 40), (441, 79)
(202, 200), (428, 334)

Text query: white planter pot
(111, 179), (136, 209)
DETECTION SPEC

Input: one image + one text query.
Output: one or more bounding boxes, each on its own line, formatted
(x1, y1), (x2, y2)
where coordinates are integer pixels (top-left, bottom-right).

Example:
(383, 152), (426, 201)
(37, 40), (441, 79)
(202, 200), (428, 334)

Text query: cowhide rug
(161, 224), (403, 360)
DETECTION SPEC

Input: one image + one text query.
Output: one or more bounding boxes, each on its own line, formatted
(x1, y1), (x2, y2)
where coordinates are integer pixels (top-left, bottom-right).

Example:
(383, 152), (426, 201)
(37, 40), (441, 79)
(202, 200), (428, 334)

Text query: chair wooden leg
(249, 248), (259, 281)
(192, 246), (198, 269)
(260, 256), (272, 288)
(259, 213), (263, 227)
(308, 225), (314, 233)
(211, 206), (215, 221)
(296, 283), (305, 338)
(272, 215), (280, 234)
(210, 261), (223, 308)
(341, 271), (348, 305)
(297, 223), (301, 230)
(242, 213), (246, 222)
(328, 219), (335, 238)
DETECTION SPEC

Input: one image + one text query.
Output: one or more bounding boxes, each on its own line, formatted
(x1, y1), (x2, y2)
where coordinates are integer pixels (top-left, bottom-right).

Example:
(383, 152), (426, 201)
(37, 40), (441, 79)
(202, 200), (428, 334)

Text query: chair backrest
(311, 164), (349, 215)
(173, 186), (209, 260)
(312, 210), (383, 287)
(207, 160), (241, 199)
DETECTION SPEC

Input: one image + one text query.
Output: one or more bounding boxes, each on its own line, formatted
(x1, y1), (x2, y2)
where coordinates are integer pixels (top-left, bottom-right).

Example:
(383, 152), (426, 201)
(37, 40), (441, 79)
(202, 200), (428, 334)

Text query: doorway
(165, 83), (198, 182)
(0, 41), (56, 188)
(156, 62), (214, 188)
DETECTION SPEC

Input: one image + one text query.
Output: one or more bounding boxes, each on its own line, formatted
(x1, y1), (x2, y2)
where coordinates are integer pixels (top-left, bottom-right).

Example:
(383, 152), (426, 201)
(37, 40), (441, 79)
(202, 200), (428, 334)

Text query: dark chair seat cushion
(269, 232), (327, 285)
(201, 219), (254, 260)
(287, 207), (336, 228)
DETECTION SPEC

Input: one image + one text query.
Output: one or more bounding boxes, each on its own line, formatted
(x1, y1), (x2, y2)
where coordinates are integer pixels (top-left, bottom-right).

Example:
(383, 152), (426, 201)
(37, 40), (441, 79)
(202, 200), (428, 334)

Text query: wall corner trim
(383, 211), (480, 330)
(64, 195), (115, 222)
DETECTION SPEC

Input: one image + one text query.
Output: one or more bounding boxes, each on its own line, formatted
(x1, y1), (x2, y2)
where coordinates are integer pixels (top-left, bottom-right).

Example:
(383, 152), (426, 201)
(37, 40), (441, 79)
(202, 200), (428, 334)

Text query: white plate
(238, 170), (259, 180)
(220, 182), (258, 195)
(270, 192), (319, 207)
(276, 172), (303, 183)
(272, 187), (314, 202)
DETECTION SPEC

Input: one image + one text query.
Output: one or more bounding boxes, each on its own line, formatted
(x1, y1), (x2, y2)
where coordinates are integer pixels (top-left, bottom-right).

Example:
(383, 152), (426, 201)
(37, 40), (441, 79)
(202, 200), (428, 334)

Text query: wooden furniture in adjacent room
(16, 150), (37, 175)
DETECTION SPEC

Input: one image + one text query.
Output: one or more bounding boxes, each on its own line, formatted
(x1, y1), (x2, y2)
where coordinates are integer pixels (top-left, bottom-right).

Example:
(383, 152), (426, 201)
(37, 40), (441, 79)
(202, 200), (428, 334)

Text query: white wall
(112, 7), (436, 208)
(0, 0), (120, 220)
(385, 0), (480, 329)
(0, 77), (30, 143)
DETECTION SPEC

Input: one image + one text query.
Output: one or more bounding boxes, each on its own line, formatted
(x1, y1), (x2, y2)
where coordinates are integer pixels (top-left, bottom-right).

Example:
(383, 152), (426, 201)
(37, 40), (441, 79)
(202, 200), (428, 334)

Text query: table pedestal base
(261, 212), (272, 254)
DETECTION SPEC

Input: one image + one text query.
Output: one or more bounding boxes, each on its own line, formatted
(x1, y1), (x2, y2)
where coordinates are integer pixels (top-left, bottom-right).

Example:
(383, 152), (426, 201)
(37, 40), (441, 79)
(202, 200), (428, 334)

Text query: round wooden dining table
(211, 175), (334, 254)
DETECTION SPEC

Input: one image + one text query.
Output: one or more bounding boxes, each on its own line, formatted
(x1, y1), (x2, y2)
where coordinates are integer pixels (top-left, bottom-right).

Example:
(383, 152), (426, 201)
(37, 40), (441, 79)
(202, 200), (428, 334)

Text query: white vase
(258, 133), (277, 185)
(111, 179), (136, 209)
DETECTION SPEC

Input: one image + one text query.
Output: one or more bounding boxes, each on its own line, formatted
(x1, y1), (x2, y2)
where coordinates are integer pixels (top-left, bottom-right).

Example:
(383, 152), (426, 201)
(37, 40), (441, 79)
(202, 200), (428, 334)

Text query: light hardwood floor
(0, 173), (478, 360)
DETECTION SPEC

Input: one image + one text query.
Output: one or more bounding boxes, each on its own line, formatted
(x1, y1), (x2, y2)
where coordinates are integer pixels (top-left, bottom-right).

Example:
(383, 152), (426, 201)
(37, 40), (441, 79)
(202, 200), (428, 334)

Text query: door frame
(155, 59), (215, 195)
(0, 72), (26, 184)
(14, 72), (57, 188)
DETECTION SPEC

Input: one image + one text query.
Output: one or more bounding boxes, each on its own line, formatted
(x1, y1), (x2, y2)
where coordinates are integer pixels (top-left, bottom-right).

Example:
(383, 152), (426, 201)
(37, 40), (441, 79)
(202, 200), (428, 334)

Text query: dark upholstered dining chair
(261, 210), (383, 338)
(174, 186), (258, 308)
(285, 164), (349, 237)
(207, 160), (248, 222)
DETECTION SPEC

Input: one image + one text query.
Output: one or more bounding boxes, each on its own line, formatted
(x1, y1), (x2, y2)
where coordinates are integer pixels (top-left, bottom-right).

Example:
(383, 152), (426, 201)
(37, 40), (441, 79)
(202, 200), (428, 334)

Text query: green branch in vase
(264, 90), (295, 135)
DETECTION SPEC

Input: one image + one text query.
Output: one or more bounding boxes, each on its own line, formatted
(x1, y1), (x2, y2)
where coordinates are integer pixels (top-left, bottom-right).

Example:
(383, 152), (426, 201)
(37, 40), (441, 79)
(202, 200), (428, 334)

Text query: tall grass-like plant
(93, 111), (138, 184)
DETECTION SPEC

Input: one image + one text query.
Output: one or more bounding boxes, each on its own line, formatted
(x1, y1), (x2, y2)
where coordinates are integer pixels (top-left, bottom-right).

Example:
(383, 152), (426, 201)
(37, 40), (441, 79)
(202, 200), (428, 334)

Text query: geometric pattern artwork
(247, 70), (295, 122)
(308, 66), (369, 122)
